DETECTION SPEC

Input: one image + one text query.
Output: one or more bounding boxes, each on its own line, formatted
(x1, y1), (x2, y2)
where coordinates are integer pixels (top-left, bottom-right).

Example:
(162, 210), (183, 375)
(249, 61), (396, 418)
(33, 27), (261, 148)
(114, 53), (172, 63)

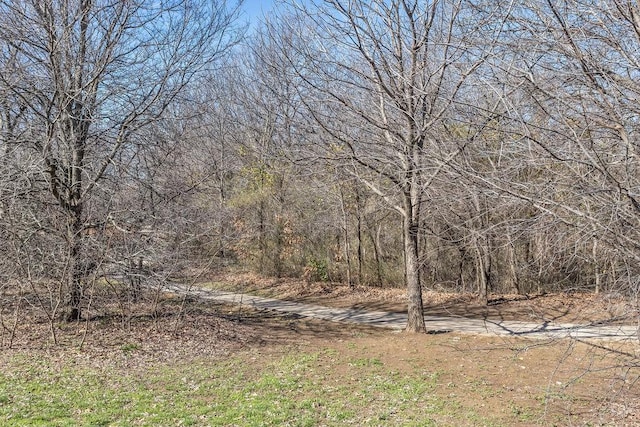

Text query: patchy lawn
(0, 277), (639, 426)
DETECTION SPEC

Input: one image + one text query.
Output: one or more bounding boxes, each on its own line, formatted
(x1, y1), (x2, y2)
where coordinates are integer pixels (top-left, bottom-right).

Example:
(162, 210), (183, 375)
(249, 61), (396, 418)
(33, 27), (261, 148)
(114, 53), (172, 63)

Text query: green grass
(0, 347), (504, 427)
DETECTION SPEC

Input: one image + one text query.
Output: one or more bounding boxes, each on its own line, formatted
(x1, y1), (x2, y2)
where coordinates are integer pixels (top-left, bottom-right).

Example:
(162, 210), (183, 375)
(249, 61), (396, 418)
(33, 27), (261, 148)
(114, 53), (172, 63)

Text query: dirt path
(165, 283), (640, 341)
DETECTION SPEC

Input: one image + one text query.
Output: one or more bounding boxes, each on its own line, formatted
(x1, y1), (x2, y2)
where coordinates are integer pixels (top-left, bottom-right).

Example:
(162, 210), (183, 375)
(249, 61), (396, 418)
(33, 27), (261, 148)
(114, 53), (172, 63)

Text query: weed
(121, 343), (140, 354)
(305, 258), (329, 282)
(350, 357), (383, 367)
(510, 403), (537, 422)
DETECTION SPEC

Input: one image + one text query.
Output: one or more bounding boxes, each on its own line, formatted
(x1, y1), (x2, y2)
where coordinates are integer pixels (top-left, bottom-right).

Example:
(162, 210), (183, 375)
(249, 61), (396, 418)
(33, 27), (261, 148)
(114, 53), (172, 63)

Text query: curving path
(164, 283), (639, 342)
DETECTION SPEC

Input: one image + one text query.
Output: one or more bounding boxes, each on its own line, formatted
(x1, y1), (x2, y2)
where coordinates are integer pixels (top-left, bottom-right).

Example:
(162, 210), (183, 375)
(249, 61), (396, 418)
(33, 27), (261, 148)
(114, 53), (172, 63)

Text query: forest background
(1, 0), (640, 334)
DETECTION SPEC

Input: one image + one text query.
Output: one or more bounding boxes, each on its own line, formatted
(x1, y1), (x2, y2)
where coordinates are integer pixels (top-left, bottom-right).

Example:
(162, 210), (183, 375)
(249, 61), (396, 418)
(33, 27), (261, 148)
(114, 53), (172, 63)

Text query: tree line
(1, 0), (639, 333)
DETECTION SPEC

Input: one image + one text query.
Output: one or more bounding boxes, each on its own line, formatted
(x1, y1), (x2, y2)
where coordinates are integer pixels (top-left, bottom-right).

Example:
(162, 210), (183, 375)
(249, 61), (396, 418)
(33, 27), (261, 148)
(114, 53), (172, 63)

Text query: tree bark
(339, 186), (353, 288)
(404, 195), (426, 333)
(508, 238), (520, 295)
(66, 206), (84, 321)
(355, 188), (364, 285)
(369, 223), (383, 287)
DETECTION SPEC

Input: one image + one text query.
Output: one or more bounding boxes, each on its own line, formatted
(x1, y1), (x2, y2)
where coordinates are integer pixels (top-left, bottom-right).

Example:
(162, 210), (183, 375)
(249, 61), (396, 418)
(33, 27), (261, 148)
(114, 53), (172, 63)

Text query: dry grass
(0, 276), (639, 425)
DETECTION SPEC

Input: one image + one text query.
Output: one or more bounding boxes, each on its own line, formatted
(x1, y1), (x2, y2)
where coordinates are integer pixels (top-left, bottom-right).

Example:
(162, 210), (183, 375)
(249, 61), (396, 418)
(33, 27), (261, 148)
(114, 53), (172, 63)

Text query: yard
(1, 275), (638, 426)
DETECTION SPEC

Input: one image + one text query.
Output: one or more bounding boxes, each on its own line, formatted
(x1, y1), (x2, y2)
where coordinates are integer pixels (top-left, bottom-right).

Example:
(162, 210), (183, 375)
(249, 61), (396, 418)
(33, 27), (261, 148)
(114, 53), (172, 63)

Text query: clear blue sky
(242, 0), (276, 26)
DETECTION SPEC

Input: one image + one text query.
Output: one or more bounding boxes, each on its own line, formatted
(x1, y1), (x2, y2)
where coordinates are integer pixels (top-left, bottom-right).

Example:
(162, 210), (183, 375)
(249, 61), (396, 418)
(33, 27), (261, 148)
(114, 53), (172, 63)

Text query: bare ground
(1, 274), (639, 425)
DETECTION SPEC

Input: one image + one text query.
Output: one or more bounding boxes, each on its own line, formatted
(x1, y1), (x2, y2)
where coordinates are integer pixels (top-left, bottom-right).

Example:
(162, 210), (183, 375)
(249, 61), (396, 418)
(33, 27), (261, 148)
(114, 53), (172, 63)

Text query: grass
(0, 285), (636, 427)
(0, 344), (513, 427)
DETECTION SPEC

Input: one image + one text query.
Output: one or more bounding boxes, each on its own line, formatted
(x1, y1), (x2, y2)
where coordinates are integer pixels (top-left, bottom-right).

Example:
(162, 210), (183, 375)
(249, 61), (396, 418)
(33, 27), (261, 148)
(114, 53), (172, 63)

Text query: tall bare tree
(474, 0), (640, 296)
(0, 0), (243, 320)
(267, 0), (501, 331)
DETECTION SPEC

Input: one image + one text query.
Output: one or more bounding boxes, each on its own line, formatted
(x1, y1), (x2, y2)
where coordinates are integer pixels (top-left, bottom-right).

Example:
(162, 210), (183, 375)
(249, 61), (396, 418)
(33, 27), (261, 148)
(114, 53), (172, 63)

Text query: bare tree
(0, 0), (243, 321)
(266, 0), (500, 331)
(474, 0), (640, 297)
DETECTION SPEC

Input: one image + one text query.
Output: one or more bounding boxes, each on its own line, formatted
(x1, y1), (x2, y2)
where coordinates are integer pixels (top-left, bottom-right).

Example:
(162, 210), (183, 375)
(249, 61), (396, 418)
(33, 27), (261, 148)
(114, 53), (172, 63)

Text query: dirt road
(165, 283), (639, 341)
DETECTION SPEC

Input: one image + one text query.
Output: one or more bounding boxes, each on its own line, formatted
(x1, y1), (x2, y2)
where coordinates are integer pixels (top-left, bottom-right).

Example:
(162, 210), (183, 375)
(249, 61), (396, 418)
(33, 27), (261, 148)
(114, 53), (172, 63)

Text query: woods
(1, 0), (640, 334)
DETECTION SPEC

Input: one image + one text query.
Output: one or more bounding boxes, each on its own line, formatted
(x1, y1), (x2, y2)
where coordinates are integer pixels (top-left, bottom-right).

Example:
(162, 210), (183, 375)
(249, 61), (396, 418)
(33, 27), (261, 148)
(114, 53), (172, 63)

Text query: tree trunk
(474, 238), (489, 305)
(404, 194), (425, 332)
(593, 239), (600, 294)
(369, 223), (383, 287)
(457, 246), (467, 293)
(66, 207), (84, 321)
(339, 187), (353, 288)
(258, 198), (267, 273)
(274, 175), (286, 278)
(508, 239), (520, 295)
(355, 189), (364, 285)
(218, 171), (227, 258)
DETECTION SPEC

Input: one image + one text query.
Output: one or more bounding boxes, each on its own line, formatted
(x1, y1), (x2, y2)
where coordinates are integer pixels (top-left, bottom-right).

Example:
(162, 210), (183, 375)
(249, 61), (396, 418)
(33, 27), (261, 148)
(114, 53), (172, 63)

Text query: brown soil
(1, 275), (639, 426)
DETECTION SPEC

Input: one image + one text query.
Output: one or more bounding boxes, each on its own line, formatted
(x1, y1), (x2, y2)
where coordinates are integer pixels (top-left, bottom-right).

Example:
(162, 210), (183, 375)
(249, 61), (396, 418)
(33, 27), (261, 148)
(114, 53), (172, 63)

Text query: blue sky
(241, 0), (276, 26)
